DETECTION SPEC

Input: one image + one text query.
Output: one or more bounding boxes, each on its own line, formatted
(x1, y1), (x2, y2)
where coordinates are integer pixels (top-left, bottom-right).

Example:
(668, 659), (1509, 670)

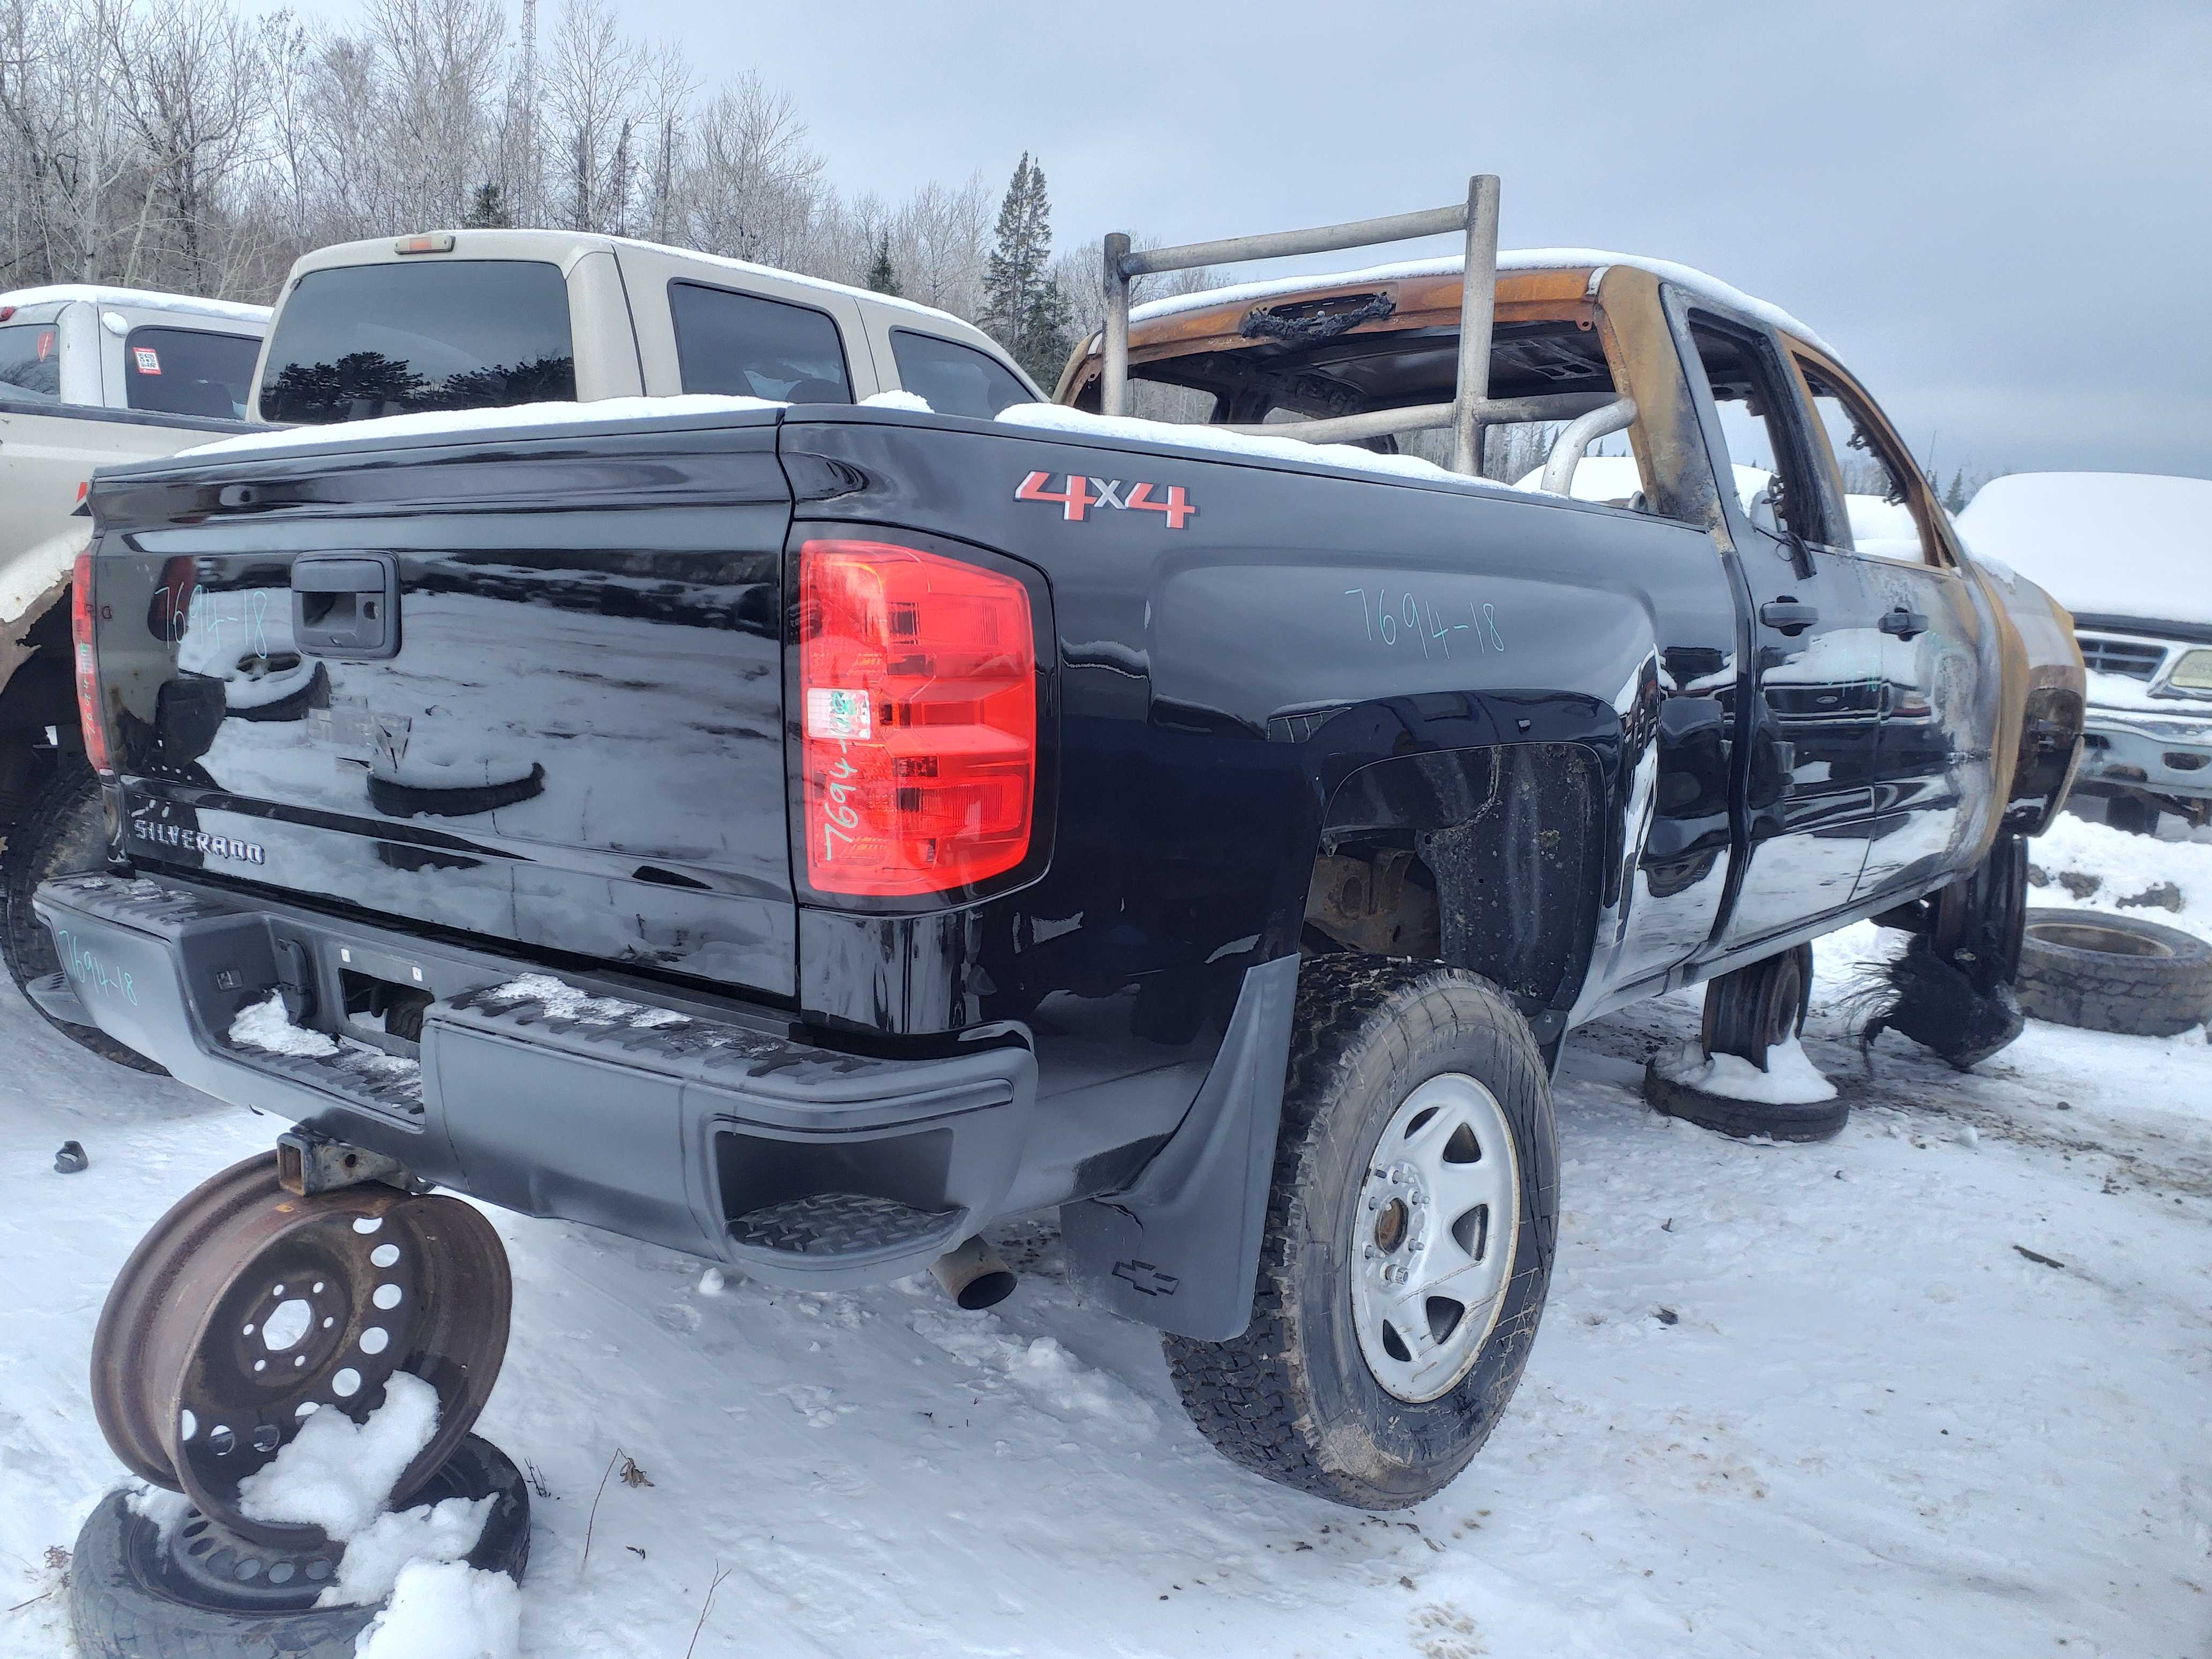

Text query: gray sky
(302, 0), (2212, 481)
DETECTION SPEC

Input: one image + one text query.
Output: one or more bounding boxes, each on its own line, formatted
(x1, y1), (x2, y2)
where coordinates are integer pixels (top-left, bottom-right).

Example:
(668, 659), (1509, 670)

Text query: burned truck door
(1793, 356), (1997, 904)
(1679, 313), (1889, 947)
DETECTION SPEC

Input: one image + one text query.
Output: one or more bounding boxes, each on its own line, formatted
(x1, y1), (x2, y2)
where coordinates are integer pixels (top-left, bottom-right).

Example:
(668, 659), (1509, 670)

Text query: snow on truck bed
(1957, 470), (2212, 628)
(3, 816), (2209, 1658)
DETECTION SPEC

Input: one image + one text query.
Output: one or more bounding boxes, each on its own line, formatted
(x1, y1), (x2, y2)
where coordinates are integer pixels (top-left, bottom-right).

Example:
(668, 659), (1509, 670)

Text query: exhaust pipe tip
(932, 1235), (1017, 1311)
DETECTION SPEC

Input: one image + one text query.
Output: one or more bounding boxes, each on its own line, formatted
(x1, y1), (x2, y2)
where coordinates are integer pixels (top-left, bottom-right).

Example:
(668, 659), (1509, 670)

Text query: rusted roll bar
(1103, 174), (1522, 474)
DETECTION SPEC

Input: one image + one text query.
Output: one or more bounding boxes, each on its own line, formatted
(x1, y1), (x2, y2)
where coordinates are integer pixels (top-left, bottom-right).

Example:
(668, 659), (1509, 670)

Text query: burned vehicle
(38, 177), (2082, 1625)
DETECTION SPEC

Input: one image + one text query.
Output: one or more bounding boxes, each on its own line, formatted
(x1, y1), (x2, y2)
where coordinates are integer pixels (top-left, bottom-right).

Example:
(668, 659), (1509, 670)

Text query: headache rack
(1099, 174), (1635, 483)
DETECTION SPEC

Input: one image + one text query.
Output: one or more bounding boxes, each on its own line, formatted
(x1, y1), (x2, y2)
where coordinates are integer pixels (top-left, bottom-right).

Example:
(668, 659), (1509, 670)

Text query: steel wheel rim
(127, 1183), (510, 1549)
(1350, 1072), (1521, 1404)
(91, 1155), (291, 1488)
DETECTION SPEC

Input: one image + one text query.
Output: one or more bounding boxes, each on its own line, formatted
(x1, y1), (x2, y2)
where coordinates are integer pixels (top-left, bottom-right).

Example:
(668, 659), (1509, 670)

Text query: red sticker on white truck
(133, 346), (161, 375)
(1016, 470), (1196, 529)
(36, 330), (54, 361)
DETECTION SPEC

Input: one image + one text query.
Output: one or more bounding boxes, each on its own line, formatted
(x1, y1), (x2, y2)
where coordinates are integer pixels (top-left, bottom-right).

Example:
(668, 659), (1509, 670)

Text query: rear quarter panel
(778, 410), (1736, 1207)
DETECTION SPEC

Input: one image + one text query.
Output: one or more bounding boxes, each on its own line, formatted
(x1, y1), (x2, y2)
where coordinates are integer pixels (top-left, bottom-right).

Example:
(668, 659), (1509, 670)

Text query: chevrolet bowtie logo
(1112, 1258), (1179, 1297)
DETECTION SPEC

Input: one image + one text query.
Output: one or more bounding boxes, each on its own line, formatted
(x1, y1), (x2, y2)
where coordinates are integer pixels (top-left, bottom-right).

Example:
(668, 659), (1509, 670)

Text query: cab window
(125, 326), (260, 419)
(670, 282), (850, 403)
(888, 329), (1030, 417)
(1684, 315), (1833, 543)
(261, 259), (576, 423)
(0, 321), (63, 401)
(1796, 358), (1940, 565)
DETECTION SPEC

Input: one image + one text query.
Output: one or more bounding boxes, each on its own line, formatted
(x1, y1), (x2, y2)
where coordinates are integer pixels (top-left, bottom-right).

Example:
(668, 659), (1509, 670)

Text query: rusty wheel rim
(91, 1154), (292, 1488)
(98, 1166), (511, 1550)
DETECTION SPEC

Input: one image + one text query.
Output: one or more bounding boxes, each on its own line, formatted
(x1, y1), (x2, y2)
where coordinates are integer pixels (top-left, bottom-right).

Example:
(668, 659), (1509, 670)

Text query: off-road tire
(0, 758), (165, 1073)
(2015, 908), (2212, 1037)
(68, 1433), (531, 1659)
(1161, 955), (1558, 1510)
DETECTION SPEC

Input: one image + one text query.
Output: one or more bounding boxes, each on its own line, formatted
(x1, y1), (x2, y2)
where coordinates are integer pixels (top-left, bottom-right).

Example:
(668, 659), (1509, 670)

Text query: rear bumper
(33, 871), (1035, 1288)
(2078, 706), (2212, 803)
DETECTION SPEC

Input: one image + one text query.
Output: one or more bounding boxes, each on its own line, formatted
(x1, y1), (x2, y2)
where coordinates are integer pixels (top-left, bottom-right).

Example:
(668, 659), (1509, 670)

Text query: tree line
(0, 0), (1169, 384)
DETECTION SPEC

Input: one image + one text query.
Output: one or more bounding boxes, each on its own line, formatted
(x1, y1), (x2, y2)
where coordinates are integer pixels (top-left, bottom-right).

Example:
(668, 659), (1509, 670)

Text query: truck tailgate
(86, 415), (798, 1000)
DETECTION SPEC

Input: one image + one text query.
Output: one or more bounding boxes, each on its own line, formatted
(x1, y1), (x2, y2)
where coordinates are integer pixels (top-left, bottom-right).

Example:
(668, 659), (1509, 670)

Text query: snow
(860, 390), (932, 413)
(1654, 1035), (1839, 1104)
(2028, 811), (2212, 941)
(177, 394), (784, 460)
(228, 991), (338, 1057)
(482, 973), (690, 1028)
(3, 812), (2210, 1657)
(0, 283), (271, 326)
(1956, 472), (2212, 627)
(355, 1560), (521, 1659)
(1122, 248), (1835, 356)
(236, 1370), (443, 1538)
(331, 1492), (499, 1608)
(996, 401), (1475, 487)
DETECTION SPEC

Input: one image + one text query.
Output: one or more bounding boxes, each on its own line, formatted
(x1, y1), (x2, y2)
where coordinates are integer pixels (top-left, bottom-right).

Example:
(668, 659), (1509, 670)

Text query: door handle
(293, 553), (400, 659)
(1879, 607), (1929, 640)
(1759, 598), (1819, 636)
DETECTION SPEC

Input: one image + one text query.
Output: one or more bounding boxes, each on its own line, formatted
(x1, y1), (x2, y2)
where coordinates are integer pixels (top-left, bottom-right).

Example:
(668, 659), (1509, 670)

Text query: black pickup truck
(37, 199), (2083, 1515)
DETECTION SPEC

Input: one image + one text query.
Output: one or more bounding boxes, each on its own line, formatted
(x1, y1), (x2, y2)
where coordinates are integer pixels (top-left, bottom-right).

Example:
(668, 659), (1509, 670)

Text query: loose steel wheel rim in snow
(107, 1172), (511, 1549)
(91, 1155), (293, 1489)
(1350, 1071), (1522, 1404)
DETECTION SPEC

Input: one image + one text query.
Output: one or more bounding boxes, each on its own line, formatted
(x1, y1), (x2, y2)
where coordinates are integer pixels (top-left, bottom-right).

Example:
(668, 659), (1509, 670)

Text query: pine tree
(464, 183), (514, 229)
(865, 231), (901, 296)
(1945, 468), (1968, 513)
(982, 153), (1074, 385)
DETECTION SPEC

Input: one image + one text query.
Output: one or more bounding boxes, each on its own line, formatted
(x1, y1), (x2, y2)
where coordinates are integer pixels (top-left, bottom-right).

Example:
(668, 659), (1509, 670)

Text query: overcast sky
(298, 0), (2211, 482)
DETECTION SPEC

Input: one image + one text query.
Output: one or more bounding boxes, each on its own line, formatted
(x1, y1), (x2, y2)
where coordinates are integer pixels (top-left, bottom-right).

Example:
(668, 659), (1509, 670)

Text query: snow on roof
(1956, 472), (2212, 629)
(1122, 248), (1833, 356)
(178, 394), (782, 460)
(0, 283), (270, 326)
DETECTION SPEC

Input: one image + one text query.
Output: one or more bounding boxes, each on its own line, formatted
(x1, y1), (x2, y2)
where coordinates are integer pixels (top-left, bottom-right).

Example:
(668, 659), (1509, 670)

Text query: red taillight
(71, 549), (111, 773)
(799, 539), (1036, 897)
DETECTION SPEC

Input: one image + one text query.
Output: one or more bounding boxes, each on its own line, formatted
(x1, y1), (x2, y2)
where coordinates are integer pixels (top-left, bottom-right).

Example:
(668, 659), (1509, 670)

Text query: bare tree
(545, 0), (639, 233)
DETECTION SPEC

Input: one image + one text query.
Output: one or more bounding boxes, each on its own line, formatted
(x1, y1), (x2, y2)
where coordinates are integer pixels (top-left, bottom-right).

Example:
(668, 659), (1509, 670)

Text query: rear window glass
(125, 326), (259, 420)
(670, 282), (849, 402)
(0, 320), (62, 401)
(888, 329), (1030, 417)
(260, 260), (576, 424)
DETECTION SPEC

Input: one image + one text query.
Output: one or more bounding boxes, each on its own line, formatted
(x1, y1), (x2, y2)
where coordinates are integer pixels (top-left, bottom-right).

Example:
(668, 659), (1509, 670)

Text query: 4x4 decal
(1016, 470), (1197, 529)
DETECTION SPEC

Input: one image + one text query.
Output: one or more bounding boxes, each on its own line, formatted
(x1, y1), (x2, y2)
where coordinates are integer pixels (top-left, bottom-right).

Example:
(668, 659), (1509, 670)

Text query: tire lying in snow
(2014, 908), (2212, 1037)
(69, 1433), (530, 1659)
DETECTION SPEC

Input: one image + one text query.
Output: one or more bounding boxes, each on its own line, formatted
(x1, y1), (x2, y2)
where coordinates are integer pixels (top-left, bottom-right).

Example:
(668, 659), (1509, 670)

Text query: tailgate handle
(294, 554), (399, 659)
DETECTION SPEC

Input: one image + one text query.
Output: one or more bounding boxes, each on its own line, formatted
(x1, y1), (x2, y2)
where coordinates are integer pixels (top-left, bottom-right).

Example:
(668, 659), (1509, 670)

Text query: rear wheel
(0, 758), (165, 1072)
(1162, 956), (1557, 1510)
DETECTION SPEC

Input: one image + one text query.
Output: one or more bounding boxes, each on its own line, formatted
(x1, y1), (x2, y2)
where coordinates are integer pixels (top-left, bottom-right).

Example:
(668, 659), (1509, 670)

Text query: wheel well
(1303, 743), (1606, 1018)
(0, 594), (76, 829)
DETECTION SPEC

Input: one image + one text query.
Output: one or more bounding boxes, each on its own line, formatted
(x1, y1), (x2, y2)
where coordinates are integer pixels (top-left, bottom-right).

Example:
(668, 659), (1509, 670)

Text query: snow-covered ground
(4, 822), (2209, 1658)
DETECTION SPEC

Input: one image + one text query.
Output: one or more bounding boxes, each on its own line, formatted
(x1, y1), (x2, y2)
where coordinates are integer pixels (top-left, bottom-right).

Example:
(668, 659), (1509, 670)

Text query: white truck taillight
(71, 549), (113, 774)
(798, 539), (1035, 897)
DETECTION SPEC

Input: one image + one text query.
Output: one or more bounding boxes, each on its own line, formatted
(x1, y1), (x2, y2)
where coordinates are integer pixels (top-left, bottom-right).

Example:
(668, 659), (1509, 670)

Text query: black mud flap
(1059, 954), (1299, 1343)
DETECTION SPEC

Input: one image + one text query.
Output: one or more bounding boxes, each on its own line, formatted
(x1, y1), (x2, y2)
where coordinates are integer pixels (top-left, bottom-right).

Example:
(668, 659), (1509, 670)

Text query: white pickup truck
(0, 235), (1042, 1064)
(0, 286), (268, 1064)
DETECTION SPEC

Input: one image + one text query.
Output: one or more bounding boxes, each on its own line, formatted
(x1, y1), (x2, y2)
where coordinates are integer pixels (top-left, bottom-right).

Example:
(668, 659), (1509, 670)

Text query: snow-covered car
(1958, 472), (2212, 833)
